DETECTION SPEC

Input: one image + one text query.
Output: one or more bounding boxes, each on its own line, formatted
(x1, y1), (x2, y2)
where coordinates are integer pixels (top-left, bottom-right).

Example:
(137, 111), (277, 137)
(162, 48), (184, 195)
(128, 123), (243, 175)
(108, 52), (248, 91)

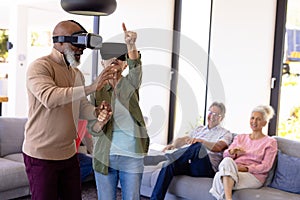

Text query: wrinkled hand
(237, 164), (248, 172)
(92, 101), (113, 133)
(93, 65), (119, 91)
(84, 65), (118, 95)
(122, 23), (137, 45)
(101, 58), (124, 87)
(229, 147), (246, 156)
(122, 23), (139, 59)
(95, 101), (112, 123)
(162, 144), (175, 152)
(186, 137), (204, 145)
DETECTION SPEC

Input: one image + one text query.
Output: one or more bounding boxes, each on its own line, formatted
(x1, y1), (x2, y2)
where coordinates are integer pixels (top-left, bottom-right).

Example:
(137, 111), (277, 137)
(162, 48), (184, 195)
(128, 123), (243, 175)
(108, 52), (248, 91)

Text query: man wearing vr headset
(87, 23), (149, 200)
(23, 20), (114, 200)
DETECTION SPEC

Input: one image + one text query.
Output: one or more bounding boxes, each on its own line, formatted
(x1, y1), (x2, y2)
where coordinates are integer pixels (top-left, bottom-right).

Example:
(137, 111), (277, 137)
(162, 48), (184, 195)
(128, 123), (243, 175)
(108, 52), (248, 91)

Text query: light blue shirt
(110, 98), (142, 158)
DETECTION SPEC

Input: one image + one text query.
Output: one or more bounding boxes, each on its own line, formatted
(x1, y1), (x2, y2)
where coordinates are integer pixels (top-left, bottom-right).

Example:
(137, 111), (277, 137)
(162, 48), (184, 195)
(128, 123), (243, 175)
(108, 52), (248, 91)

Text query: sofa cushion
(274, 136), (300, 158)
(233, 187), (300, 200)
(263, 151), (278, 186)
(4, 153), (24, 163)
(0, 158), (29, 192)
(143, 163), (164, 188)
(168, 176), (215, 200)
(269, 152), (300, 194)
(0, 117), (27, 157)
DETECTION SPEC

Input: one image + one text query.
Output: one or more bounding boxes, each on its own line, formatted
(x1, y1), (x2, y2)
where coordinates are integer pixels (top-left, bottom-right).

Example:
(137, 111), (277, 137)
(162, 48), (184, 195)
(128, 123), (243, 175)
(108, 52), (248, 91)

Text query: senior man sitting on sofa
(150, 102), (233, 200)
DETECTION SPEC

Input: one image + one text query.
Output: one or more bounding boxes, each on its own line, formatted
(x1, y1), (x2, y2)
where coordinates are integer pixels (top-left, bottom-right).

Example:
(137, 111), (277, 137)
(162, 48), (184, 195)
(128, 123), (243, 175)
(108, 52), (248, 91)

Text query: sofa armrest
(0, 117), (27, 157)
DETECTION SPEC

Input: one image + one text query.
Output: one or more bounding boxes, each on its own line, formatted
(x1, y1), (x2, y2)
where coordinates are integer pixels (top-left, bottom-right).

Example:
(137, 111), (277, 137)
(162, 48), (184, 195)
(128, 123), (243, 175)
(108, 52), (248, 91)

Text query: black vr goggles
(52, 31), (102, 49)
(100, 43), (128, 61)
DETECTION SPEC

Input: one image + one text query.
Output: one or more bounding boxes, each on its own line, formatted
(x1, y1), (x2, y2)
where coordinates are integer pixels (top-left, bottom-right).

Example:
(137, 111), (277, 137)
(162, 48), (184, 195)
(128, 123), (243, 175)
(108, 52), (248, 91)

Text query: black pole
(167, 0), (182, 144)
(203, 0), (214, 125)
(92, 16), (100, 81)
(269, 0), (288, 136)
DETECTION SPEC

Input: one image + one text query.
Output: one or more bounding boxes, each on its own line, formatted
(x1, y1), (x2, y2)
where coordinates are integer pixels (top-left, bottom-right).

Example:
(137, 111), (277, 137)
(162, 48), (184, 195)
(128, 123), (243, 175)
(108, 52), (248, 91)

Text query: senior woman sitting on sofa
(209, 105), (278, 200)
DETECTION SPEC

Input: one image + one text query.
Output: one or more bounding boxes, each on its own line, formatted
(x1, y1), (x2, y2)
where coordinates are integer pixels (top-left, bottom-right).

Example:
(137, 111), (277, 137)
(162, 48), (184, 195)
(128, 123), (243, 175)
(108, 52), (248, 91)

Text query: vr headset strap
(52, 36), (77, 43)
(68, 20), (87, 33)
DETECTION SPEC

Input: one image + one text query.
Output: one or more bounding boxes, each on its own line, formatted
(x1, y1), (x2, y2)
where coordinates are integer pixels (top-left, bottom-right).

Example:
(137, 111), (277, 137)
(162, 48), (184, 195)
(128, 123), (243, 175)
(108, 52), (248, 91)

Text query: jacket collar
(49, 48), (68, 67)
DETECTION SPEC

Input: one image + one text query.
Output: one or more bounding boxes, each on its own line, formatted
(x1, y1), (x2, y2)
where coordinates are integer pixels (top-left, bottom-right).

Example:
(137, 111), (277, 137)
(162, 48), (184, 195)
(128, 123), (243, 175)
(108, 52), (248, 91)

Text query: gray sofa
(142, 136), (300, 200)
(1, 117), (300, 200)
(0, 117), (93, 200)
(0, 117), (30, 200)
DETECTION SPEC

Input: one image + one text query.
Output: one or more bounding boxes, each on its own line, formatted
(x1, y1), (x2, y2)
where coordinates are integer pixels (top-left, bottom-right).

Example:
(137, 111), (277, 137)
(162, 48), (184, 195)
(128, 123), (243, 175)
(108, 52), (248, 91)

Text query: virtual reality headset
(52, 32), (102, 49)
(100, 42), (128, 61)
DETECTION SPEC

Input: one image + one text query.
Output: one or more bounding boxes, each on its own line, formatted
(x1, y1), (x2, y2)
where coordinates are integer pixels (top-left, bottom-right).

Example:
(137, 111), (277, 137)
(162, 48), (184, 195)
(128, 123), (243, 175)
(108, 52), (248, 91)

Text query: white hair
(252, 105), (275, 122)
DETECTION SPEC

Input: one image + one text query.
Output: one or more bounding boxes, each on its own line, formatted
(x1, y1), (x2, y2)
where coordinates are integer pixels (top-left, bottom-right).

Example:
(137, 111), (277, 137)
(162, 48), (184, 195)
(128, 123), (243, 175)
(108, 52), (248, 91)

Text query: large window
(276, 0), (300, 141)
(0, 29), (9, 98)
(0, 29), (9, 63)
(174, 0), (212, 138)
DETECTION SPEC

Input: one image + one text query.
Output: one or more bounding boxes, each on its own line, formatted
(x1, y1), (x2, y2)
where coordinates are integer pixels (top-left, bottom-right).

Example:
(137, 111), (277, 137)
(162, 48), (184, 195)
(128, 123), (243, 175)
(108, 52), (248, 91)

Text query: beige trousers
(209, 157), (263, 200)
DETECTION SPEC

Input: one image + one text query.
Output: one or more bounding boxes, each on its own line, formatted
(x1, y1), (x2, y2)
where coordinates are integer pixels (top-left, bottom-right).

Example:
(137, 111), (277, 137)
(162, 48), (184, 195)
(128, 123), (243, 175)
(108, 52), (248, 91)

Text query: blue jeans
(78, 153), (93, 182)
(94, 155), (144, 200)
(150, 143), (215, 200)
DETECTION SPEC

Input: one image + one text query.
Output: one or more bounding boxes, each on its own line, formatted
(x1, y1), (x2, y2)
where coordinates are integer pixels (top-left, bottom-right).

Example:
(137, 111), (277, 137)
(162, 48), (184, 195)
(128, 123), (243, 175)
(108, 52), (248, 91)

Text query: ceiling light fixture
(61, 0), (117, 16)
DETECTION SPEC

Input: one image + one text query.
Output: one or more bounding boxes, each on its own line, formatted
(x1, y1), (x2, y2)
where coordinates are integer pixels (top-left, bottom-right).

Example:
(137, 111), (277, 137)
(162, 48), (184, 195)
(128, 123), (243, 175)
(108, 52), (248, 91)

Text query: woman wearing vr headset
(87, 23), (150, 200)
(23, 20), (114, 200)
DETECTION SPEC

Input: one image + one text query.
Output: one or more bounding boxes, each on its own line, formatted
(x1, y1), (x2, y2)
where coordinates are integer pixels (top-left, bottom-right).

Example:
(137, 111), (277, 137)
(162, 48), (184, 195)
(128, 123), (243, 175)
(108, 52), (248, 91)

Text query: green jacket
(88, 56), (150, 175)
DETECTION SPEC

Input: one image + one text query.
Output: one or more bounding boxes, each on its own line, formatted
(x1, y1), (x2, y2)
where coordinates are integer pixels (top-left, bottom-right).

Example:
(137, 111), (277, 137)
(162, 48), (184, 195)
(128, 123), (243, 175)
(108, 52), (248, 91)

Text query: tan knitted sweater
(23, 48), (96, 160)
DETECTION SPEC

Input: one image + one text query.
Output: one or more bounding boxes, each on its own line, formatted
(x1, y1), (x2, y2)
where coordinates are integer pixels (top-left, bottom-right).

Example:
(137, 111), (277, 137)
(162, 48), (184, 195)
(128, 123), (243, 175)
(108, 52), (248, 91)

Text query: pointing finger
(122, 22), (127, 32)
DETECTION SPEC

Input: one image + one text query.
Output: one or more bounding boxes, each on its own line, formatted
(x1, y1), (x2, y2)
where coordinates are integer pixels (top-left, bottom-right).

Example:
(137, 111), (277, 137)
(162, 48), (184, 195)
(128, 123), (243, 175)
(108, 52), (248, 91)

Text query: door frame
(269, 0), (288, 135)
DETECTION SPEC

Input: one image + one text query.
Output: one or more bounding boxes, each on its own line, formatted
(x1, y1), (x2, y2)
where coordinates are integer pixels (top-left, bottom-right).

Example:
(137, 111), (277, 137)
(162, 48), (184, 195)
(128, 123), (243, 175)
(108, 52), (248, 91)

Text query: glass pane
(0, 28), (9, 92)
(174, 0), (211, 138)
(278, 0), (300, 141)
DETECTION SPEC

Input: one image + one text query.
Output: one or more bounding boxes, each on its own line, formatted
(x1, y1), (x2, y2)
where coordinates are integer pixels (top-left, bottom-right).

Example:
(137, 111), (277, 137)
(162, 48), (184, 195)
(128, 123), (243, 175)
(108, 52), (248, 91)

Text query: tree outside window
(0, 29), (8, 63)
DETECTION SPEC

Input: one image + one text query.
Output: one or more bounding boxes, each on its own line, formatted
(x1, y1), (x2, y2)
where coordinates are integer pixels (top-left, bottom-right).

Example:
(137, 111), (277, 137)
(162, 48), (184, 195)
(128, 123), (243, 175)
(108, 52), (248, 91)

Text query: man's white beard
(65, 47), (80, 68)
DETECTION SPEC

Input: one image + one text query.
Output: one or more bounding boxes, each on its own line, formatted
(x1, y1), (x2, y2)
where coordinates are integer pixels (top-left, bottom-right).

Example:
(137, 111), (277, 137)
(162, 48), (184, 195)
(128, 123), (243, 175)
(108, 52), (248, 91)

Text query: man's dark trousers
(150, 142), (215, 200)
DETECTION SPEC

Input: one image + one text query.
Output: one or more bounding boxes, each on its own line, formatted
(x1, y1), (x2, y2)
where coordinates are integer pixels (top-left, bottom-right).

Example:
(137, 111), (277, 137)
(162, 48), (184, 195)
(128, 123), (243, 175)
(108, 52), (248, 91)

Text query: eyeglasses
(207, 111), (222, 118)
